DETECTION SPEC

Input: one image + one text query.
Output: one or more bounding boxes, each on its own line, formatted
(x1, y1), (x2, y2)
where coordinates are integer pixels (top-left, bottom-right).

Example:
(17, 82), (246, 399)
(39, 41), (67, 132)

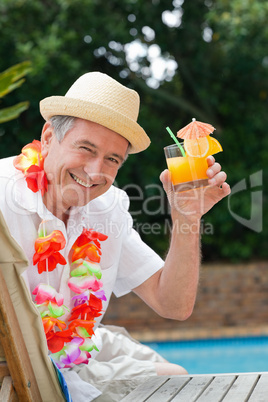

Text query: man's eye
(81, 147), (92, 152)
(109, 157), (119, 164)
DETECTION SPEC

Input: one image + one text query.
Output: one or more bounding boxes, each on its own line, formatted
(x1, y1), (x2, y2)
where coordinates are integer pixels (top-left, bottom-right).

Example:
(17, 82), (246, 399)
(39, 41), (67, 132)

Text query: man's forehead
(72, 137), (127, 163)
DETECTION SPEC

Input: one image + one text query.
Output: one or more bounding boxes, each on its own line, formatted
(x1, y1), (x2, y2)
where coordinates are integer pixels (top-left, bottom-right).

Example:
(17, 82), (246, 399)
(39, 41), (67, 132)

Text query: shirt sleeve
(113, 212), (164, 297)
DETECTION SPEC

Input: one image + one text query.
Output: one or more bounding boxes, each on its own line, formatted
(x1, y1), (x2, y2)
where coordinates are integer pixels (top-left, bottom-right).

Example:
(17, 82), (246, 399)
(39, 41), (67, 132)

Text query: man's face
(41, 118), (129, 213)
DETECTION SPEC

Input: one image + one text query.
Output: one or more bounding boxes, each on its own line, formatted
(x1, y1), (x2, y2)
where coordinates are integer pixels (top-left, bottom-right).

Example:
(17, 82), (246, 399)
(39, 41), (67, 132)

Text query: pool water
(144, 336), (268, 374)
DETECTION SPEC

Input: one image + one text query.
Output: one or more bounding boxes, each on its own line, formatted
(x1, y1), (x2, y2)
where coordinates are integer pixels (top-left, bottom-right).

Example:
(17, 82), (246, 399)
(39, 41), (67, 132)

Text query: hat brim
(40, 96), (150, 154)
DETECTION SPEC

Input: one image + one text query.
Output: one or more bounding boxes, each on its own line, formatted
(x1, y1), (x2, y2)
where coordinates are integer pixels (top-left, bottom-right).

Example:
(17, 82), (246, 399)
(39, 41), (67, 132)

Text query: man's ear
(41, 121), (54, 158)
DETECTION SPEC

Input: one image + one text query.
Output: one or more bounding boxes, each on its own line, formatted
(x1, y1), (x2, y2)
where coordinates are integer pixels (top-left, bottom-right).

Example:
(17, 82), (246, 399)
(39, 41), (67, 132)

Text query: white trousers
(69, 324), (166, 401)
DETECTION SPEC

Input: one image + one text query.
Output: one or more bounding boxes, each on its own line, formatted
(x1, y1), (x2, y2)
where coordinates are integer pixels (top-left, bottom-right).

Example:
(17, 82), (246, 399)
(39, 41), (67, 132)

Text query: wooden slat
(195, 375), (236, 402)
(0, 344), (5, 359)
(121, 376), (169, 401)
(247, 373), (268, 402)
(172, 376), (213, 401)
(123, 373), (268, 402)
(0, 376), (16, 401)
(0, 362), (10, 382)
(0, 270), (42, 401)
(146, 376), (191, 401)
(222, 374), (259, 402)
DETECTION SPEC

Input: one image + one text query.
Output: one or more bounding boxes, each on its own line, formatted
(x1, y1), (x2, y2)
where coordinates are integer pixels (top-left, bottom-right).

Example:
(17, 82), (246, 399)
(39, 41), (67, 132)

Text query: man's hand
(160, 155), (231, 222)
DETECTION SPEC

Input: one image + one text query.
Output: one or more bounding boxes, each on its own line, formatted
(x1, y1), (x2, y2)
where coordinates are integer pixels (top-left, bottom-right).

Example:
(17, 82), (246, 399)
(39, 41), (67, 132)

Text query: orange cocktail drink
(164, 143), (209, 192)
(164, 120), (223, 192)
(167, 155), (208, 184)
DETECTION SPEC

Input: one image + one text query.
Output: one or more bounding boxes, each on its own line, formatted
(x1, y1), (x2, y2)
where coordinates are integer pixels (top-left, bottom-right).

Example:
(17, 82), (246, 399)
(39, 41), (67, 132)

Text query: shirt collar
(13, 172), (85, 224)
(14, 173), (54, 220)
(12, 168), (119, 224)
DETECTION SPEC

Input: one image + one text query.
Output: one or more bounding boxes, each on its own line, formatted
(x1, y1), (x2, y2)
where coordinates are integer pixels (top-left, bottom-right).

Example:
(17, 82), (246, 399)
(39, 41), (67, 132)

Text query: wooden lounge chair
(0, 210), (66, 401)
(0, 269), (42, 401)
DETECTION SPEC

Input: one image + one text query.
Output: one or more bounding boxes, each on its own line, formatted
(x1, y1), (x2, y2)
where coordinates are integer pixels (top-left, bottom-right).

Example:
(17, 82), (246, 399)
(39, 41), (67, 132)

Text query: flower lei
(14, 140), (107, 368)
(13, 140), (48, 196)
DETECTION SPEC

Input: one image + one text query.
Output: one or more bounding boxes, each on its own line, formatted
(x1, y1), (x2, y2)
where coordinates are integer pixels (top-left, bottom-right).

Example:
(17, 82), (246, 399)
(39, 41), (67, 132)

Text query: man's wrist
(171, 214), (201, 236)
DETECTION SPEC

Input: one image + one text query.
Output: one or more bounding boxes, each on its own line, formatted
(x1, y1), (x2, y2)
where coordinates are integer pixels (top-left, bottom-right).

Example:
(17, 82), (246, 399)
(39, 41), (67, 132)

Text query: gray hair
(50, 115), (77, 142)
(49, 115), (130, 162)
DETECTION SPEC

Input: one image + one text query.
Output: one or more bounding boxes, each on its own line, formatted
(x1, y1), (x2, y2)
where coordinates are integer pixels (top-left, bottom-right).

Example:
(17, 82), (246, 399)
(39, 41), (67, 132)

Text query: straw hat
(40, 72), (150, 154)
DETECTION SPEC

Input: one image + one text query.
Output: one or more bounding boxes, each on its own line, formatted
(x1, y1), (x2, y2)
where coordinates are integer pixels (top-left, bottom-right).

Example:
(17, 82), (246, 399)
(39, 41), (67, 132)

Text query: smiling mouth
(70, 173), (93, 188)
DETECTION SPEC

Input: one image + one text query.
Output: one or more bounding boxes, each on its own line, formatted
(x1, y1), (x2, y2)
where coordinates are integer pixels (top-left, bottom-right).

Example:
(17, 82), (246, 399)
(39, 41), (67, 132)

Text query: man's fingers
(206, 162), (221, 179)
(208, 171), (227, 187)
(160, 169), (171, 184)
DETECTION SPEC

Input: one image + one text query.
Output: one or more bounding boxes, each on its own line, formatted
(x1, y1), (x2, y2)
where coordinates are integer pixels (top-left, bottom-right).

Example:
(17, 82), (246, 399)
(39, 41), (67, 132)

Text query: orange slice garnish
(184, 136), (222, 158)
(184, 137), (209, 157)
(206, 136), (223, 156)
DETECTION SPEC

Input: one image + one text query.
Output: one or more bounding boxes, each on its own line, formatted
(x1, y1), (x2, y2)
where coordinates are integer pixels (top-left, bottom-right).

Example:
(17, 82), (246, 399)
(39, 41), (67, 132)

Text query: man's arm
(133, 156), (231, 321)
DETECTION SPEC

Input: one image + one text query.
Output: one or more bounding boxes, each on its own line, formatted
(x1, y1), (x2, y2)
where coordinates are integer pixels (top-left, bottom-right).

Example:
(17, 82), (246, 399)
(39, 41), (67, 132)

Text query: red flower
(46, 329), (73, 353)
(33, 230), (67, 274)
(35, 253), (66, 274)
(75, 228), (108, 248)
(42, 317), (66, 334)
(13, 140), (43, 173)
(71, 243), (101, 263)
(13, 140), (48, 195)
(71, 228), (108, 263)
(68, 303), (95, 322)
(68, 319), (95, 338)
(69, 295), (103, 321)
(25, 164), (48, 196)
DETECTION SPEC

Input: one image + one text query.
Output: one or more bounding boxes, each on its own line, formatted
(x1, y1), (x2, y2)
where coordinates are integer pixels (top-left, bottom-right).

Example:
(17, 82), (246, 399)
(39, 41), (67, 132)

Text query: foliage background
(0, 0), (267, 262)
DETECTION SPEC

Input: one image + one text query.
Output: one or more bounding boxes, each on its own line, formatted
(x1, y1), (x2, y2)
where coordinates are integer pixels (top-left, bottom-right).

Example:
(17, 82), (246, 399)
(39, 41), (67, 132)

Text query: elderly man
(0, 72), (230, 401)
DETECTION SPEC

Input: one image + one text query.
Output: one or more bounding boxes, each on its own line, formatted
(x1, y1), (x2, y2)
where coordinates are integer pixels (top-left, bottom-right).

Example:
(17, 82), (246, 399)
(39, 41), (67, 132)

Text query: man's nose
(84, 158), (104, 182)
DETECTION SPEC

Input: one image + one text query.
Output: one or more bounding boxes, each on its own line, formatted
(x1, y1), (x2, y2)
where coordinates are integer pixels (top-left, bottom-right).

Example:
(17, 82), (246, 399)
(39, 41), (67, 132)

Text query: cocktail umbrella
(177, 118), (215, 140)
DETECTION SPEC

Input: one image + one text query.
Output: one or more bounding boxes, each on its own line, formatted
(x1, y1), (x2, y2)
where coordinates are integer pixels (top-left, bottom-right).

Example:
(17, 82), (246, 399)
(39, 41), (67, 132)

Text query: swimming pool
(144, 336), (268, 374)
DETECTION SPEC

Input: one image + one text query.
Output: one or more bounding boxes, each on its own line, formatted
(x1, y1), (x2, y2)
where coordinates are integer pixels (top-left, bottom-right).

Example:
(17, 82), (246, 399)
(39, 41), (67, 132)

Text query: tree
(0, 61), (31, 123)
(0, 0), (267, 261)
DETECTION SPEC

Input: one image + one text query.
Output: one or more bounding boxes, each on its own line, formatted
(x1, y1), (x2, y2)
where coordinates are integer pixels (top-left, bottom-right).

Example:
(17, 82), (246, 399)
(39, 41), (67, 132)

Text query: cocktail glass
(164, 143), (209, 192)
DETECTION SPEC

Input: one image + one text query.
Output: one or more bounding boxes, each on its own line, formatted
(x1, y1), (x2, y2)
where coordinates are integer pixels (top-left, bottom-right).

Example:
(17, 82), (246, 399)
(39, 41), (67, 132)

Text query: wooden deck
(121, 372), (268, 401)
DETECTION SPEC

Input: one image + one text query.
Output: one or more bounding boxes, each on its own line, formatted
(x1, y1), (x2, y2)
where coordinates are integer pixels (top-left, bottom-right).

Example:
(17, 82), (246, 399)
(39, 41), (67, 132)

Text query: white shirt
(0, 156), (164, 332)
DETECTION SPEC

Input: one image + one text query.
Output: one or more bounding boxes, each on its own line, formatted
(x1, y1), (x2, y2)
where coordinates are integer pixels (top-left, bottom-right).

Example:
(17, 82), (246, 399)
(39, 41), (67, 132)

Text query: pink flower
(72, 291), (89, 307)
(32, 283), (64, 306)
(93, 290), (107, 301)
(71, 350), (91, 366)
(59, 338), (83, 367)
(68, 276), (102, 294)
(37, 301), (69, 319)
